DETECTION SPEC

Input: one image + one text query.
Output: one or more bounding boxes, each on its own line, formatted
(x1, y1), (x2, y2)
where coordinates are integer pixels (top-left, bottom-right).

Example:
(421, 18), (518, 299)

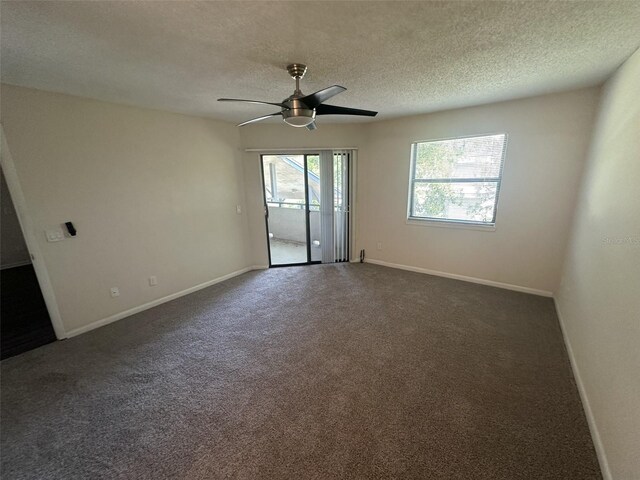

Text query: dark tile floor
(1, 264), (56, 360)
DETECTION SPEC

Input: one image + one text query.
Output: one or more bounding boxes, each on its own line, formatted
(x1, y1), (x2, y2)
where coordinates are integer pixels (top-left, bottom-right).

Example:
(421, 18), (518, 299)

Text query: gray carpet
(1, 263), (601, 479)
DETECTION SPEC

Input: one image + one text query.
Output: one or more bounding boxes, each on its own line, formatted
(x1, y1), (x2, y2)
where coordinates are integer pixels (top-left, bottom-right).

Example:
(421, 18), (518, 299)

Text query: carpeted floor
(0, 264), (601, 479)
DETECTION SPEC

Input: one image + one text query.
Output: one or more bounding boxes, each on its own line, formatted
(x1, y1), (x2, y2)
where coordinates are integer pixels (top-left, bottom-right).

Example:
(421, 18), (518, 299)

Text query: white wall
(1, 166), (31, 268)
(357, 88), (600, 293)
(555, 49), (640, 480)
(240, 123), (367, 266)
(0, 84), (250, 334)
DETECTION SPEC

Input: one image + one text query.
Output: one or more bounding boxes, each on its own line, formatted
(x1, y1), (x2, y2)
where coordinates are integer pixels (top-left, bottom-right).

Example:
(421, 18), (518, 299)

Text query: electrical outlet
(148, 276), (158, 286)
(377, 242), (382, 250)
(110, 287), (120, 298)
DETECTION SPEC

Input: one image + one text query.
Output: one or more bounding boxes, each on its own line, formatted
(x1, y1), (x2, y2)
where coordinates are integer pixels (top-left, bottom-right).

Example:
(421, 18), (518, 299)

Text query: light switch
(45, 228), (65, 242)
(236, 205), (242, 214)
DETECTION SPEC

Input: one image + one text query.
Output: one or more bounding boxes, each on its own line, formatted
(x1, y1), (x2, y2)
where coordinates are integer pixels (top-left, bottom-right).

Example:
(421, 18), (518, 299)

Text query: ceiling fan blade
(218, 98), (288, 109)
(237, 112), (282, 127)
(316, 104), (378, 117)
(306, 122), (318, 131)
(299, 85), (346, 108)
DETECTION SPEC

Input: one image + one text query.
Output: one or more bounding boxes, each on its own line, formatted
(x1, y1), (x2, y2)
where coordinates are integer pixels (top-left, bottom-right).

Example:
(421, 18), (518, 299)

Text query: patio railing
(267, 201), (320, 211)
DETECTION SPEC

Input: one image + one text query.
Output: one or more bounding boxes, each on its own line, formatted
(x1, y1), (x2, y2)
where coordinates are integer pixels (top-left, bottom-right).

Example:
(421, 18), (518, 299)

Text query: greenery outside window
(408, 133), (507, 226)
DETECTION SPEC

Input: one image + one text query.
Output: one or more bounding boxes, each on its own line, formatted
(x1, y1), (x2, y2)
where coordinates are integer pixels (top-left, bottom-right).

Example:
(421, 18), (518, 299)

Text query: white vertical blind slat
(320, 151), (335, 263)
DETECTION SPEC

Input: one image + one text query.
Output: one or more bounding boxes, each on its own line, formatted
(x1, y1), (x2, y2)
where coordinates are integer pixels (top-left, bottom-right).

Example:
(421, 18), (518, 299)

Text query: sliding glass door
(261, 152), (350, 267)
(262, 154), (317, 266)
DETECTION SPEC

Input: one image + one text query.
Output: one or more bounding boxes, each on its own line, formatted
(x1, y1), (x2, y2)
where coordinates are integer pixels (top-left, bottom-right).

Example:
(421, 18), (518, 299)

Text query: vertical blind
(319, 151), (335, 264)
(333, 150), (350, 263)
(319, 150), (352, 263)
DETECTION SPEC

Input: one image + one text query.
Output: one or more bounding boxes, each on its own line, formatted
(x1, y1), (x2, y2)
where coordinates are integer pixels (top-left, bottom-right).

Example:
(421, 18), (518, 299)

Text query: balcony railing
(267, 200), (320, 211)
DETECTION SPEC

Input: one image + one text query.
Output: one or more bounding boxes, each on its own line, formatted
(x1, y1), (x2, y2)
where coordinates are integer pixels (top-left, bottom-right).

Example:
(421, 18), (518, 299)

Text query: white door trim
(0, 125), (67, 339)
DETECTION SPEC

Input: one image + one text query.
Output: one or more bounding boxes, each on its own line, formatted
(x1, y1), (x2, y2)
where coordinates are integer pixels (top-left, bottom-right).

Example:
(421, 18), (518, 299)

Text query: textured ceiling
(2, 1), (640, 124)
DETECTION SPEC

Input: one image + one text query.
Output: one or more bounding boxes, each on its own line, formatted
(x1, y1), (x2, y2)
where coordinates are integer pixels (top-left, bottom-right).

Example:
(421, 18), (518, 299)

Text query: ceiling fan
(218, 64), (377, 130)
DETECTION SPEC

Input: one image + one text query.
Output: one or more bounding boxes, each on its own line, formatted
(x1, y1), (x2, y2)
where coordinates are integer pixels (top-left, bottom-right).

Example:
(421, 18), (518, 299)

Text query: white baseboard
(251, 264), (269, 270)
(0, 260), (32, 270)
(66, 266), (259, 338)
(554, 299), (611, 480)
(364, 258), (553, 297)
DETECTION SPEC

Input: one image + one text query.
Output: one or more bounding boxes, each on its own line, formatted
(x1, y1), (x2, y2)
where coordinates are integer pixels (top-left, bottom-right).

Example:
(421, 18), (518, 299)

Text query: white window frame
(407, 133), (508, 230)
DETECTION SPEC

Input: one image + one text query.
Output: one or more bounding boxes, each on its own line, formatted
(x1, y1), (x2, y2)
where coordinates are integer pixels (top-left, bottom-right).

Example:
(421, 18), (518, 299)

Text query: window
(408, 133), (507, 226)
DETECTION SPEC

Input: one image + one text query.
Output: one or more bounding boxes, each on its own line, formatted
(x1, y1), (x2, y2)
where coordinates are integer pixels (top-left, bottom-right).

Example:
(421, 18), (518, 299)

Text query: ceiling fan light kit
(282, 108), (316, 127)
(218, 63), (377, 130)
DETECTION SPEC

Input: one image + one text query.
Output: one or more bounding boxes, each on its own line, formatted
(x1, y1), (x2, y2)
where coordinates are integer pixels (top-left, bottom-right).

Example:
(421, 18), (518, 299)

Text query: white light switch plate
(45, 228), (65, 242)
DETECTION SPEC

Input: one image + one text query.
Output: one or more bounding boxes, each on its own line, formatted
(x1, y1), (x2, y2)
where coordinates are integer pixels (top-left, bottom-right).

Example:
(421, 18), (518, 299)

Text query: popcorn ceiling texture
(1, 1), (639, 124)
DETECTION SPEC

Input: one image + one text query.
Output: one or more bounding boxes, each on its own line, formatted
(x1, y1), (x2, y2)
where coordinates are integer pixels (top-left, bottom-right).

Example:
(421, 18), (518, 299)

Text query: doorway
(1, 166), (57, 359)
(261, 152), (350, 267)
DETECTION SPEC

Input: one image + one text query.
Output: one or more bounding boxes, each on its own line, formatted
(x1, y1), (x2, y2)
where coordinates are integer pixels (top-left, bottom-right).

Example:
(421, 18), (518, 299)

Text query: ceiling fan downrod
(287, 63), (307, 95)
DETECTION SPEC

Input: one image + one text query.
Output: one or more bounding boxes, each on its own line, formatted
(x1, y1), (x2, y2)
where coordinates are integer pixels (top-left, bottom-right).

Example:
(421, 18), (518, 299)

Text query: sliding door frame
(260, 153), (321, 268)
(258, 150), (355, 268)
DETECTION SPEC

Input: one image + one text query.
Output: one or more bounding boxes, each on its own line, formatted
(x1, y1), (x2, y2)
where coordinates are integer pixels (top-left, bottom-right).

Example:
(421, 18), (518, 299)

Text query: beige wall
(1, 167), (31, 268)
(240, 123), (367, 266)
(357, 88), (600, 293)
(556, 49), (640, 480)
(1, 54), (636, 479)
(0, 85), (249, 334)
